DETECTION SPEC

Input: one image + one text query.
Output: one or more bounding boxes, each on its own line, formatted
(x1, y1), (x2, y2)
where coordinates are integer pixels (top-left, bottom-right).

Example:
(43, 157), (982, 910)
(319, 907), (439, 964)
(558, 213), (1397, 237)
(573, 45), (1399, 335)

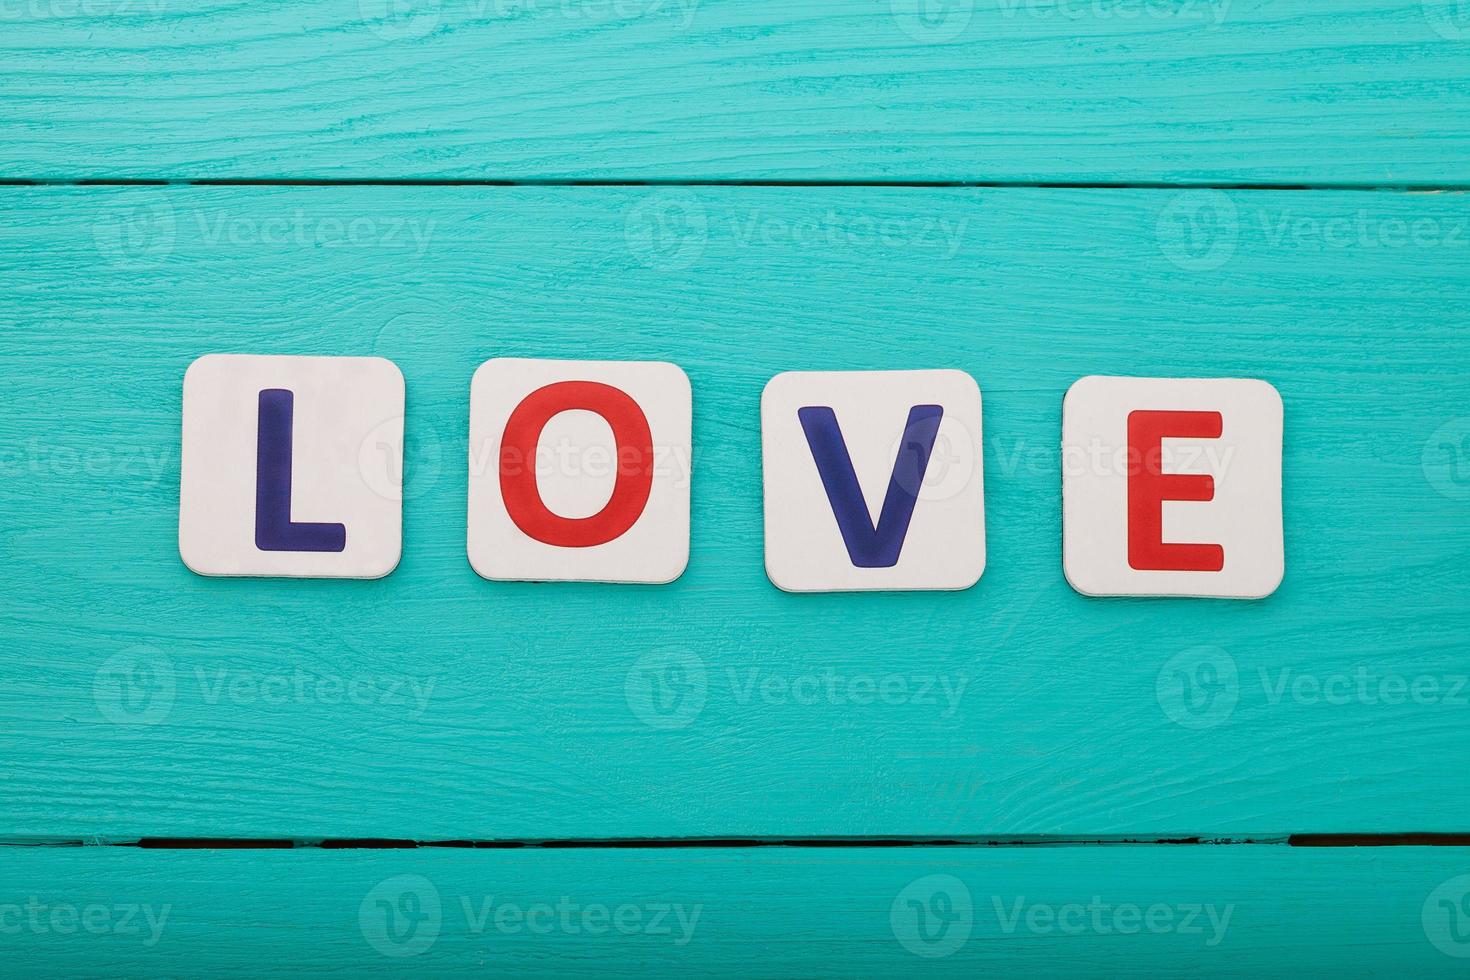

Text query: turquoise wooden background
(3, 1), (1470, 974)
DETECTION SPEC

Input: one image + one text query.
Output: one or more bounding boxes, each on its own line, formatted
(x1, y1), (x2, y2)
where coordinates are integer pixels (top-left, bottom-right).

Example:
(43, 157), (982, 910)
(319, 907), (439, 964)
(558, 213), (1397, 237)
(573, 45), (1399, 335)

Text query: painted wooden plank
(0, 186), (1467, 839)
(3, 846), (1469, 974)
(4, 1), (1470, 183)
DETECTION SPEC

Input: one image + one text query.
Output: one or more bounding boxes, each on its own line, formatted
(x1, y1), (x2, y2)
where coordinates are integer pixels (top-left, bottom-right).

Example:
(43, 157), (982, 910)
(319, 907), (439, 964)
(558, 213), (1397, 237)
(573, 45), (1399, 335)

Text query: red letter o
(499, 381), (654, 548)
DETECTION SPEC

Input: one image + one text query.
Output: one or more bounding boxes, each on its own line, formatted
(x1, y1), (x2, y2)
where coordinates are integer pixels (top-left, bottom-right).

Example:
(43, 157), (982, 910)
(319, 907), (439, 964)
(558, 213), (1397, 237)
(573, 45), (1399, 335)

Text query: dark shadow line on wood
(5, 835), (1260, 849)
(2, 178), (1469, 192)
(2, 834), (1467, 849)
(1288, 833), (1470, 847)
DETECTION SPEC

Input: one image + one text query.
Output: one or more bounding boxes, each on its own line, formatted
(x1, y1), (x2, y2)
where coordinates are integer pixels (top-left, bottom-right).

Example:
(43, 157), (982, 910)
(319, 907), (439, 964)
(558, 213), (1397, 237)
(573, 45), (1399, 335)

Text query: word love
(178, 355), (1284, 598)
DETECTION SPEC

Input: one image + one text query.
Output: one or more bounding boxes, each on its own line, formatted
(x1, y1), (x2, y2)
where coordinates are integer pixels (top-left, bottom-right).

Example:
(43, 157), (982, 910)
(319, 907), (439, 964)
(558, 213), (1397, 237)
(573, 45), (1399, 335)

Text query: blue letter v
(797, 405), (943, 568)
(255, 388), (347, 553)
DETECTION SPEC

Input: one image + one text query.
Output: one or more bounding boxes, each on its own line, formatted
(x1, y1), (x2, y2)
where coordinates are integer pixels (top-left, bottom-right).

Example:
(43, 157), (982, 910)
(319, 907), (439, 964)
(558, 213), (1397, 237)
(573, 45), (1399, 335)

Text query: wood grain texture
(0, 185), (1467, 839)
(5, 846), (1469, 975)
(4, 1), (1470, 183)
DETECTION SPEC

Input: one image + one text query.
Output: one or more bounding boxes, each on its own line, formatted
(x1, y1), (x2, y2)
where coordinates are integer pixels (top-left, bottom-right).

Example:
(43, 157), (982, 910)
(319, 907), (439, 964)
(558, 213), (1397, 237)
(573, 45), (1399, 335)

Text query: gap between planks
(2, 179), (1470, 192)
(2, 835), (1469, 850)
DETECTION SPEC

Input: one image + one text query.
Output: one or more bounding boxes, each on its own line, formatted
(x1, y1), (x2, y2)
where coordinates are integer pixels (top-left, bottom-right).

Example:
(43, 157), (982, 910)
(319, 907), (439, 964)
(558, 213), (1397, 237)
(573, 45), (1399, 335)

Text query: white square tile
(1062, 375), (1284, 599)
(179, 354), (405, 579)
(467, 358), (691, 584)
(762, 370), (986, 592)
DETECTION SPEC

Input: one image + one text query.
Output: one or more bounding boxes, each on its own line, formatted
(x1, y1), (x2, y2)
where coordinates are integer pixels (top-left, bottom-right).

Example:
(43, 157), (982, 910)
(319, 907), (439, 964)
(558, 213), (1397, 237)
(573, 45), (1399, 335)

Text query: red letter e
(1127, 410), (1224, 572)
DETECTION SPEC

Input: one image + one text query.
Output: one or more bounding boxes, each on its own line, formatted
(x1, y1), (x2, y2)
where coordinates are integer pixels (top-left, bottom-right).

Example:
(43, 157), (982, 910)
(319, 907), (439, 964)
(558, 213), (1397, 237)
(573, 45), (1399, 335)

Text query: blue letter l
(255, 388), (347, 553)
